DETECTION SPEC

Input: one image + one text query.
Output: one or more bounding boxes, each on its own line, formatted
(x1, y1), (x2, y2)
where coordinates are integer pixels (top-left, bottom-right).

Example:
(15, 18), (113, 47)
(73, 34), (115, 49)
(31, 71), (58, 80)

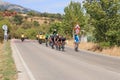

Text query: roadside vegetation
(0, 42), (17, 80)
(67, 40), (120, 56)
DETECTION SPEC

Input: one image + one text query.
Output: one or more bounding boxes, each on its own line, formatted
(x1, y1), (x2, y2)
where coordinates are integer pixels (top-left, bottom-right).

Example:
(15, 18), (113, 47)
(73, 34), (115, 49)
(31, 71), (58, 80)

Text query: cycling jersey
(74, 35), (80, 43)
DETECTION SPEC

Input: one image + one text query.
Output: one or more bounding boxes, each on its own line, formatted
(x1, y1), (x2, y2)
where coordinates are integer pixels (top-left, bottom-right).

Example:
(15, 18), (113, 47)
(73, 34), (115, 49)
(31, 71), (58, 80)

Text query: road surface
(11, 39), (120, 80)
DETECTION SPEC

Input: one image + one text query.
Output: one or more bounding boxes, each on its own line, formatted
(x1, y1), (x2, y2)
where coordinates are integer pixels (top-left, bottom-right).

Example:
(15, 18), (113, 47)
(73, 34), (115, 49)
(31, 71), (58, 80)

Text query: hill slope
(0, 0), (31, 13)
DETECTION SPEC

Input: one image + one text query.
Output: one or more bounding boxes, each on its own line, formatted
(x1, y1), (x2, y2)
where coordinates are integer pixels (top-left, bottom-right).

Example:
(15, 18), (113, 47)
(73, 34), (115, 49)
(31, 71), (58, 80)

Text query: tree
(25, 28), (36, 39)
(64, 1), (85, 36)
(27, 11), (36, 16)
(13, 15), (23, 25)
(84, 0), (120, 47)
(21, 21), (33, 29)
(33, 21), (40, 27)
(49, 22), (62, 34)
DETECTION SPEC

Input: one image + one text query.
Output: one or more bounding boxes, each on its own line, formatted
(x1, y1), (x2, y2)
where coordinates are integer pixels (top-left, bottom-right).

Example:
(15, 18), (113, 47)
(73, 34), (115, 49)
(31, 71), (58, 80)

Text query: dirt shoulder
(67, 40), (120, 57)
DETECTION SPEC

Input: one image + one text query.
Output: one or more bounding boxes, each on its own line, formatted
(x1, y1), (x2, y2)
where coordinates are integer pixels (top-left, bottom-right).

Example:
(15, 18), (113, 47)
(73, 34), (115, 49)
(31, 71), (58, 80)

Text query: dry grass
(0, 43), (3, 61)
(0, 42), (17, 80)
(66, 40), (96, 50)
(0, 43), (4, 80)
(102, 47), (120, 56)
(67, 39), (120, 57)
(21, 13), (60, 25)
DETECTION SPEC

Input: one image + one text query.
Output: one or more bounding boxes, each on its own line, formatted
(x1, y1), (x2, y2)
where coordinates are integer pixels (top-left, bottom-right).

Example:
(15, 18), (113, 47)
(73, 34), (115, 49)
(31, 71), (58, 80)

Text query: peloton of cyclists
(47, 31), (66, 51)
(43, 25), (81, 52)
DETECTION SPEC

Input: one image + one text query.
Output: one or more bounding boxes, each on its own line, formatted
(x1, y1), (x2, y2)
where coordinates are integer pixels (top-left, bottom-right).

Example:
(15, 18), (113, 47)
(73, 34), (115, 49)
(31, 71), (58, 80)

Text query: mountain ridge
(0, 0), (33, 13)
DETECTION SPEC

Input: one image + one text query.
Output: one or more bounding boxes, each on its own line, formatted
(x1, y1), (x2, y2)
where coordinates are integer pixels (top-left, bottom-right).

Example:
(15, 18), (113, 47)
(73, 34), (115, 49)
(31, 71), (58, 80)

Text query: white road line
(13, 42), (36, 80)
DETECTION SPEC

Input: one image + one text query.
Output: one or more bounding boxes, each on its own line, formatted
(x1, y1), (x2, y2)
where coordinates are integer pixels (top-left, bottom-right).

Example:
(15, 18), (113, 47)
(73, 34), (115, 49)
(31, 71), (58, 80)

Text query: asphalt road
(12, 39), (120, 80)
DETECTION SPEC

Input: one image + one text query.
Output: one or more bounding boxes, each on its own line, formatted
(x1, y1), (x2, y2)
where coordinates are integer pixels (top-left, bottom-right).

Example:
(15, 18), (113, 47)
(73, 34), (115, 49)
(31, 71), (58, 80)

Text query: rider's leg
(58, 42), (61, 51)
(74, 42), (78, 51)
(61, 42), (65, 51)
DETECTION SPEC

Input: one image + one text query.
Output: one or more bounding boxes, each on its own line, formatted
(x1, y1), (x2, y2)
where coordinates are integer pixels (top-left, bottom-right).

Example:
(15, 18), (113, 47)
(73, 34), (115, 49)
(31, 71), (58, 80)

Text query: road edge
(66, 45), (120, 59)
(11, 39), (36, 80)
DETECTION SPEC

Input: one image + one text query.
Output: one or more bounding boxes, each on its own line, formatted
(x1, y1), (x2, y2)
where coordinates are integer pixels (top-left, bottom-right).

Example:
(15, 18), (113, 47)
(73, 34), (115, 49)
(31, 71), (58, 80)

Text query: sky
(3, 0), (84, 14)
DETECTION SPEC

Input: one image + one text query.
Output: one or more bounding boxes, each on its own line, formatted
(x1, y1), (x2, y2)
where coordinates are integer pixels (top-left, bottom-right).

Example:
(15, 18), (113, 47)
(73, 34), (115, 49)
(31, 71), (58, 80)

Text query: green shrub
(99, 42), (111, 48)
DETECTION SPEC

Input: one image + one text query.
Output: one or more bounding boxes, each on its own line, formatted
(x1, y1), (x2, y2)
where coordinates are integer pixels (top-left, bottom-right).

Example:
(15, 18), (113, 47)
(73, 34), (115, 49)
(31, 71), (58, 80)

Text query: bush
(87, 36), (96, 42)
(99, 42), (111, 49)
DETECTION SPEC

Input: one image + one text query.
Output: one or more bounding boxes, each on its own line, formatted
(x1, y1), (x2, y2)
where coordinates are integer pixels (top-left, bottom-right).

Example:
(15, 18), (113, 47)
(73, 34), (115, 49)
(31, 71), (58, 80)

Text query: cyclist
(57, 35), (62, 50)
(21, 33), (25, 42)
(50, 29), (57, 49)
(50, 34), (55, 49)
(45, 33), (49, 46)
(74, 34), (80, 51)
(54, 34), (59, 50)
(61, 35), (66, 51)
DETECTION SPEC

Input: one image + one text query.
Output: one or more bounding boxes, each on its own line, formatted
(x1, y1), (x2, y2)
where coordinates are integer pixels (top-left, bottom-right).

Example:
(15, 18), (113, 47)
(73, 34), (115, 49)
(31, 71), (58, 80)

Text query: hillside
(0, 0), (32, 13)
(0, 0), (63, 20)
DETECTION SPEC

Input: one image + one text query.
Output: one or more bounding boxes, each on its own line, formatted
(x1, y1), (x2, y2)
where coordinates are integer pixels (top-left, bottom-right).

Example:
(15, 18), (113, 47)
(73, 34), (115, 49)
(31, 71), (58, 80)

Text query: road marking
(13, 42), (36, 80)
